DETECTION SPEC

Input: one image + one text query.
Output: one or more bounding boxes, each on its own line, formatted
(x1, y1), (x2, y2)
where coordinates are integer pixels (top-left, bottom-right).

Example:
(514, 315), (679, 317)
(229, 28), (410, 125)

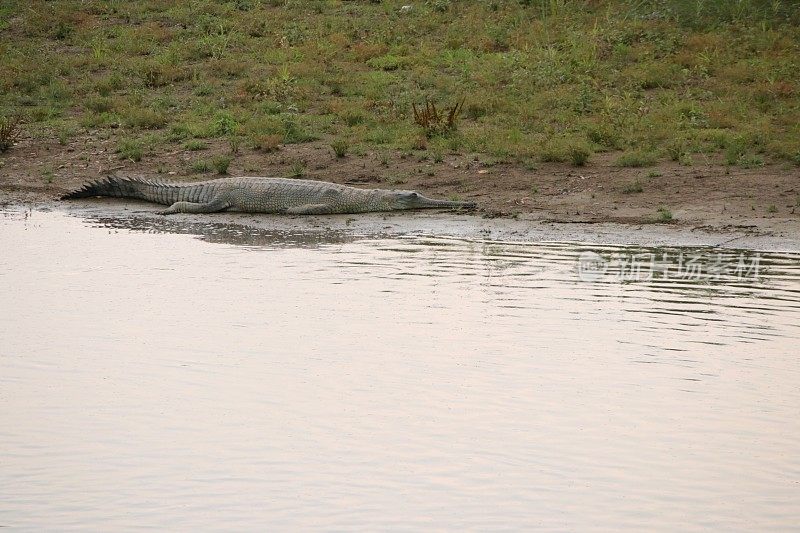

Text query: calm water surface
(1, 209), (799, 530)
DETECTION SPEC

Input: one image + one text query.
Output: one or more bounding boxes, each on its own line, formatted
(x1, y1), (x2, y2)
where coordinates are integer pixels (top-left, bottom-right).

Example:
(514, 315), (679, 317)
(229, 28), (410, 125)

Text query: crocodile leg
(285, 203), (338, 215)
(158, 197), (231, 215)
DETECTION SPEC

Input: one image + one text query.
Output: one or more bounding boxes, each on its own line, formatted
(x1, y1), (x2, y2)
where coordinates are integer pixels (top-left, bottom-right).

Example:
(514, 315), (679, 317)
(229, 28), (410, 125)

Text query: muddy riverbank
(1, 135), (798, 242)
(3, 189), (799, 252)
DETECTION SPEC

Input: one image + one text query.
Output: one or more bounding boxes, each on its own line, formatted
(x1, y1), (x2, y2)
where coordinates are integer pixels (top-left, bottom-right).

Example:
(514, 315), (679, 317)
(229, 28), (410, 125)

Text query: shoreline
(4, 190), (799, 252)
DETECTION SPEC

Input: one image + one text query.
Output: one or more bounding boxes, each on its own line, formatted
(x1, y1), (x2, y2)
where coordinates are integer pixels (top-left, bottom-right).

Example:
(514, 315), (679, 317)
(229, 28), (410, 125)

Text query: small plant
(738, 154), (765, 169)
(228, 135), (242, 154)
(432, 150), (444, 163)
(191, 159), (212, 173)
(117, 138), (143, 162)
(523, 160), (538, 171)
(211, 112), (239, 137)
(42, 167), (54, 183)
(331, 139), (348, 158)
(282, 116), (316, 144)
(253, 134), (281, 152)
(212, 155), (232, 174)
(622, 179), (644, 194)
(412, 97), (465, 138)
(767, 204), (778, 213)
(615, 151), (657, 168)
(569, 145), (590, 166)
(646, 170), (662, 178)
(183, 139), (206, 151)
(0, 116), (22, 152)
(121, 107), (167, 130)
(656, 206), (673, 222)
(288, 160), (306, 178)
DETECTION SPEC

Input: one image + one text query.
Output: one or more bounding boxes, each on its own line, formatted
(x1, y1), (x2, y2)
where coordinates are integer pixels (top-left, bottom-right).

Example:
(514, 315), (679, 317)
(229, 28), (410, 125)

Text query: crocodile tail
(60, 176), (145, 200)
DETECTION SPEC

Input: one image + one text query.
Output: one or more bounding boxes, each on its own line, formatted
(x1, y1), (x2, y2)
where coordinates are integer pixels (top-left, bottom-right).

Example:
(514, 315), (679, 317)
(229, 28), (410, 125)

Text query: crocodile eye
(409, 192), (419, 198)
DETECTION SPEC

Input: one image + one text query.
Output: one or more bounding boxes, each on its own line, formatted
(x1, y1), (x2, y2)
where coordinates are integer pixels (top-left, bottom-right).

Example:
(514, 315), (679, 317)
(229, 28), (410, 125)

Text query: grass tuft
(331, 139), (348, 158)
(412, 97), (464, 138)
(287, 160), (306, 178)
(191, 160), (211, 173)
(212, 155), (232, 174)
(117, 138), (144, 162)
(622, 180), (644, 194)
(0, 116), (22, 152)
(655, 206), (674, 223)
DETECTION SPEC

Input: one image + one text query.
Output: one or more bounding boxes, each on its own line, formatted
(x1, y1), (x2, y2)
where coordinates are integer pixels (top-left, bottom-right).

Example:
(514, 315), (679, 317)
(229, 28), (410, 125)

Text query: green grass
(655, 206), (674, 222)
(191, 159), (212, 173)
(622, 179), (644, 194)
(117, 138), (144, 162)
(183, 139), (206, 151)
(212, 155), (232, 174)
(287, 160), (306, 178)
(615, 151), (658, 168)
(1, 1), (798, 166)
(330, 139), (348, 158)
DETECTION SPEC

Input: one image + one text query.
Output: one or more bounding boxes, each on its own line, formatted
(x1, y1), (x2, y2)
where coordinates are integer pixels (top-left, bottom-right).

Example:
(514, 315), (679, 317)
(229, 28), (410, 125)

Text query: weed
(122, 108), (167, 130)
(523, 160), (538, 171)
(212, 155), (232, 174)
(343, 112), (366, 127)
(540, 139), (592, 166)
(57, 125), (75, 145)
(184, 140), (206, 151)
(622, 180), (644, 194)
(738, 154), (765, 169)
(191, 160), (212, 173)
(42, 167), (54, 183)
(569, 146), (590, 167)
(0, 116), (22, 152)
(253, 134), (281, 152)
(331, 139), (348, 158)
(646, 170), (663, 178)
(656, 206), (673, 222)
(288, 160), (306, 178)
(412, 97), (464, 138)
(615, 151), (657, 168)
(281, 116), (316, 144)
(767, 204), (778, 214)
(228, 135), (242, 154)
(211, 112), (239, 137)
(117, 138), (144, 162)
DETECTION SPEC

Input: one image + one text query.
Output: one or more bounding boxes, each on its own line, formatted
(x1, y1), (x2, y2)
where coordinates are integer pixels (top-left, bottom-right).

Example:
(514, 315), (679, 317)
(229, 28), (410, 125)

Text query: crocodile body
(62, 176), (476, 215)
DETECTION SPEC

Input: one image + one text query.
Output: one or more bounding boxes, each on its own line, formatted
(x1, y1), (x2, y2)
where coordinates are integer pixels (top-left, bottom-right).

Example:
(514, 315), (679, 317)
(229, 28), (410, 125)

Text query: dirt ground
(1, 132), (798, 239)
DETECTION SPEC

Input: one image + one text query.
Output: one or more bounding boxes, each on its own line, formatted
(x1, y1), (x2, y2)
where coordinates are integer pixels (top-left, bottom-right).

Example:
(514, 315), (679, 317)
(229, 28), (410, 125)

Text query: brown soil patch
(1, 132), (798, 236)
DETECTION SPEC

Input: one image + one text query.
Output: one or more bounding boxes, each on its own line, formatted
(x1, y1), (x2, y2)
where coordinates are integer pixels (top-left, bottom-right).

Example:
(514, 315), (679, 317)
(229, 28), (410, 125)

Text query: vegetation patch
(0, 116), (22, 152)
(117, 138), (144, 162)
(0, 0), (798, 168)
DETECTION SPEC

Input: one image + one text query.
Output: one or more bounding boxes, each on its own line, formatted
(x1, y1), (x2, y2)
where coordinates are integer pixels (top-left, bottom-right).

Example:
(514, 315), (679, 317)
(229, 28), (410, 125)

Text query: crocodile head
(386, 190), (476, 210)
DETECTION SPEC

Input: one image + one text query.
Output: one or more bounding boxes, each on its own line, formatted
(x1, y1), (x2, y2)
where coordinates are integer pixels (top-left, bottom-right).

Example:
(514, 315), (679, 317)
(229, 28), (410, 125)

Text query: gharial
(61, 176), (476, 215)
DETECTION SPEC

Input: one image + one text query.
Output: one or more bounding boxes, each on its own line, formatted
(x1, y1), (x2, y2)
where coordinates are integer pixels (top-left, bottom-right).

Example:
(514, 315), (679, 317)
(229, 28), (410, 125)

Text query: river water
(1, 208), (799, 530)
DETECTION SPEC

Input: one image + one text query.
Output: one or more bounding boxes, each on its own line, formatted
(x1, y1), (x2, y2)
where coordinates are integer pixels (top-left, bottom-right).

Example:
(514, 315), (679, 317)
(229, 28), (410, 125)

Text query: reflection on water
(85, 213), (360, 248)
(1, 208), (799, 530)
